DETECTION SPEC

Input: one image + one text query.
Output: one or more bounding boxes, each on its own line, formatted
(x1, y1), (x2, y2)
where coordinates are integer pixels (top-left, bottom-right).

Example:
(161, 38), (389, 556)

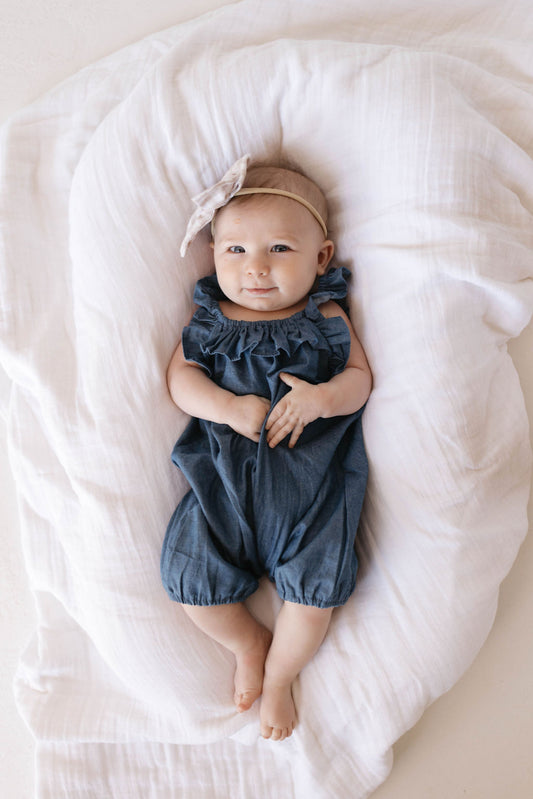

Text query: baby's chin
(239, 293), (308, 315)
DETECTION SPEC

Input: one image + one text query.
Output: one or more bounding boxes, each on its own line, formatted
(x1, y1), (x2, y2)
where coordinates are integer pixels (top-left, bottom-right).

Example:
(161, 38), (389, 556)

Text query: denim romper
(160, 267), (368, 609)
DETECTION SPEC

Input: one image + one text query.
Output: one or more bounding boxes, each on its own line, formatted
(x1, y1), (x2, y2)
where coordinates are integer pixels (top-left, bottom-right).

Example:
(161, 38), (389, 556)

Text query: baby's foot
(260, 680), (296, 741)
(233, 626), (272, 713)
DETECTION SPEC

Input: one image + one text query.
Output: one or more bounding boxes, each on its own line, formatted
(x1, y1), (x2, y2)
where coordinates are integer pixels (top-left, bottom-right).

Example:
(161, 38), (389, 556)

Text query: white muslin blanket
(1, 1), (532, 796)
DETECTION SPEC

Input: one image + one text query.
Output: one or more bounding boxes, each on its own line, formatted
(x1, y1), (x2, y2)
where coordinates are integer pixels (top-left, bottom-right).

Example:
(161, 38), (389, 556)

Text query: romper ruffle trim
(182, 266), (352, 369)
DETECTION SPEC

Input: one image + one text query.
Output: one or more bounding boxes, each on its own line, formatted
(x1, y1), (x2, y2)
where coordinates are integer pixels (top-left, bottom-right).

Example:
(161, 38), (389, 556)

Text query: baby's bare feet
(233, 626), (272, 713)
(260, 680), (296, 741)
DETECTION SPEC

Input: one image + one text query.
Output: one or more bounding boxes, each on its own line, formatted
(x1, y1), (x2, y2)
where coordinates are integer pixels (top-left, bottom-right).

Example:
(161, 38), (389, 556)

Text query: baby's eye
(229, 246), (245, 253)
(271, 244), (289, 253)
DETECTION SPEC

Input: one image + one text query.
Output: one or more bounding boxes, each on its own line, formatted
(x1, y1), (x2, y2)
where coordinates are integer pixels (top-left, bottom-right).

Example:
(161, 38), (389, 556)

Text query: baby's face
(211, 195), (333, 314)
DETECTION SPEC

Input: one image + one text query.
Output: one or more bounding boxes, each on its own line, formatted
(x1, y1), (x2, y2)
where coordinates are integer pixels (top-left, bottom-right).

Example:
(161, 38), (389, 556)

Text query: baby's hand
(266, 373), (324, 449)
(226, 394), (271, 443)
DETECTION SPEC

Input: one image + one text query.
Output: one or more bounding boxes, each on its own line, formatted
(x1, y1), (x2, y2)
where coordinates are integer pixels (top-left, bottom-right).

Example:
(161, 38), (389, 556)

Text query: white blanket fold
(2, 1), (533, 797)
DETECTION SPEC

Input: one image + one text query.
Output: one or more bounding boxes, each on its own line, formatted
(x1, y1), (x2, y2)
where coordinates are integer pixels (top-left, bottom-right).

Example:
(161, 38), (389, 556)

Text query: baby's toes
(261, 723), (294, 742)
(234, 689), (260, 713)
(260, 722), (273, 740)
(279, 724), (293, 741)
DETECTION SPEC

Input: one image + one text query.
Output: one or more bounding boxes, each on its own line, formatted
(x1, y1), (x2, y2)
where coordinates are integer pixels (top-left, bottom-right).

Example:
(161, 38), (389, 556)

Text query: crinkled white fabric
(1, 1), (533, 797)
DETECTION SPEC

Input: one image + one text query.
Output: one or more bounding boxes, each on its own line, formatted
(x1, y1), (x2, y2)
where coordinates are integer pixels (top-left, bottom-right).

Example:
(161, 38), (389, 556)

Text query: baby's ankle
(263, 663), (294, 689)
(234, 623), (271, 655)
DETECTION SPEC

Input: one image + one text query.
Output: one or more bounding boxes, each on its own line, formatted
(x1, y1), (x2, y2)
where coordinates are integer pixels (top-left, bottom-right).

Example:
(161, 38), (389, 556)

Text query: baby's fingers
(266, 422), (289, 448)
(287, 423), (304, 449)
(266, 416), (302, 449)
(265, 400), (283, 430)
(267, 424), (303, 449)
(265, 408), (284, 447)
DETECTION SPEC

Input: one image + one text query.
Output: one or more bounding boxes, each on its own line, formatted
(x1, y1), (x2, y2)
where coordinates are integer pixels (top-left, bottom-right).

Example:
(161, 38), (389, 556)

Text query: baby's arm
(266, 301), (372, 449)
(167, 341), (270, 443)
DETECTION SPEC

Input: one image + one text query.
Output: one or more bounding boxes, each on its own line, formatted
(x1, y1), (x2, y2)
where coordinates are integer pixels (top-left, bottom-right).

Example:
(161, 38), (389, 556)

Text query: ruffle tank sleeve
(307, 266), (353, 376)
(180, 276), (225, 375)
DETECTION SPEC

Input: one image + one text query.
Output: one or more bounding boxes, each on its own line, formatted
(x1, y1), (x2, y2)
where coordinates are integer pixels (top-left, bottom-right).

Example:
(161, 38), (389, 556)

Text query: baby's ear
(317, 240), (335, 274)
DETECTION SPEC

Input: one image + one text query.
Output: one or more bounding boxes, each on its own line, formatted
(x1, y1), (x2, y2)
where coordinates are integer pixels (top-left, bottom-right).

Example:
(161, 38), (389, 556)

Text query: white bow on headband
(179, 154), (250, 257)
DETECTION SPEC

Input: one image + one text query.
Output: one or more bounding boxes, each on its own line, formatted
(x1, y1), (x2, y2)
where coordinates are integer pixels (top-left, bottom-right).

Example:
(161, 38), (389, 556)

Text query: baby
(161, 156), (372, 741)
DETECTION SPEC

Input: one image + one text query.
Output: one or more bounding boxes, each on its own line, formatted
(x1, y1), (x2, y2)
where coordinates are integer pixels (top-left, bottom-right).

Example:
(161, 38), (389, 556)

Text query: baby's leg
(181, 603), (272, 712)
(261, 601), (333, 741)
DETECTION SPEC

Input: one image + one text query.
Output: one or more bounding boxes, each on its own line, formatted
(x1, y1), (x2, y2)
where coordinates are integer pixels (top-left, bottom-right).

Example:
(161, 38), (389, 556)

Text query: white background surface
(1, 2), (532, 797)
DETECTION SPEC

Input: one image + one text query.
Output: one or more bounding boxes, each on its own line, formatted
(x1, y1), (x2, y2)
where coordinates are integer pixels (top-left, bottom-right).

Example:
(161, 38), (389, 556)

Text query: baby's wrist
(315, 382), (334, 418)
(213, 388), (239, 426)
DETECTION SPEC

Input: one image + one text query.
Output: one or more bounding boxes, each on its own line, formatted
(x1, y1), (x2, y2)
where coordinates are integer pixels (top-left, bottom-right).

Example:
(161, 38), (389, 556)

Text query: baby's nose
(246, 256), (269, 276)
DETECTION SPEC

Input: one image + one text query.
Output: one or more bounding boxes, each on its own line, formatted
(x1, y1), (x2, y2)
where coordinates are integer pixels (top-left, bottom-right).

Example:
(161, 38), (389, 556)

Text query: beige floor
(1, 3), (532, 796)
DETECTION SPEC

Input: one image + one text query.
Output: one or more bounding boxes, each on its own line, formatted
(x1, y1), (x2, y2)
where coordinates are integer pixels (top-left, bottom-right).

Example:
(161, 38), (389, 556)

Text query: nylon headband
(210, 187), (328, 238)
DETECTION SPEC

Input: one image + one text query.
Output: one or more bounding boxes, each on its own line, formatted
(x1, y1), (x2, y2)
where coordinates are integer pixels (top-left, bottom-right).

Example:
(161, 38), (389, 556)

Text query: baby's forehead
(227, 192), (289, 213)
(216, 193), (313, 229)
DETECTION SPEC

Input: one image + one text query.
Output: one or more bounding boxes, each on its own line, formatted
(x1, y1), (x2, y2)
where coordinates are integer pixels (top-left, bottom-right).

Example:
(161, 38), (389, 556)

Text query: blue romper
(160, 267), (368, 609)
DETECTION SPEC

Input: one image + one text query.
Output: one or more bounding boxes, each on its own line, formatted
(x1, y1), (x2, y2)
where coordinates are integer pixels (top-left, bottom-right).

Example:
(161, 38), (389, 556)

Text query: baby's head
(211, 163), (334, 314)
(211, 164), (329, 241)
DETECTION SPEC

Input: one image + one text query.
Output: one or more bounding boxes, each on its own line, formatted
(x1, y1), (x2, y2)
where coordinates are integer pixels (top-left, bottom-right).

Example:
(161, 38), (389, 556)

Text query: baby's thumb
(279, 372), (297, 387)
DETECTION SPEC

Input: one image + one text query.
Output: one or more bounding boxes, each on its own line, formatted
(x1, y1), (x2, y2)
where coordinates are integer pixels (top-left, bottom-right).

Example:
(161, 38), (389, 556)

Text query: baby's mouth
(244, 287), (276, 295)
